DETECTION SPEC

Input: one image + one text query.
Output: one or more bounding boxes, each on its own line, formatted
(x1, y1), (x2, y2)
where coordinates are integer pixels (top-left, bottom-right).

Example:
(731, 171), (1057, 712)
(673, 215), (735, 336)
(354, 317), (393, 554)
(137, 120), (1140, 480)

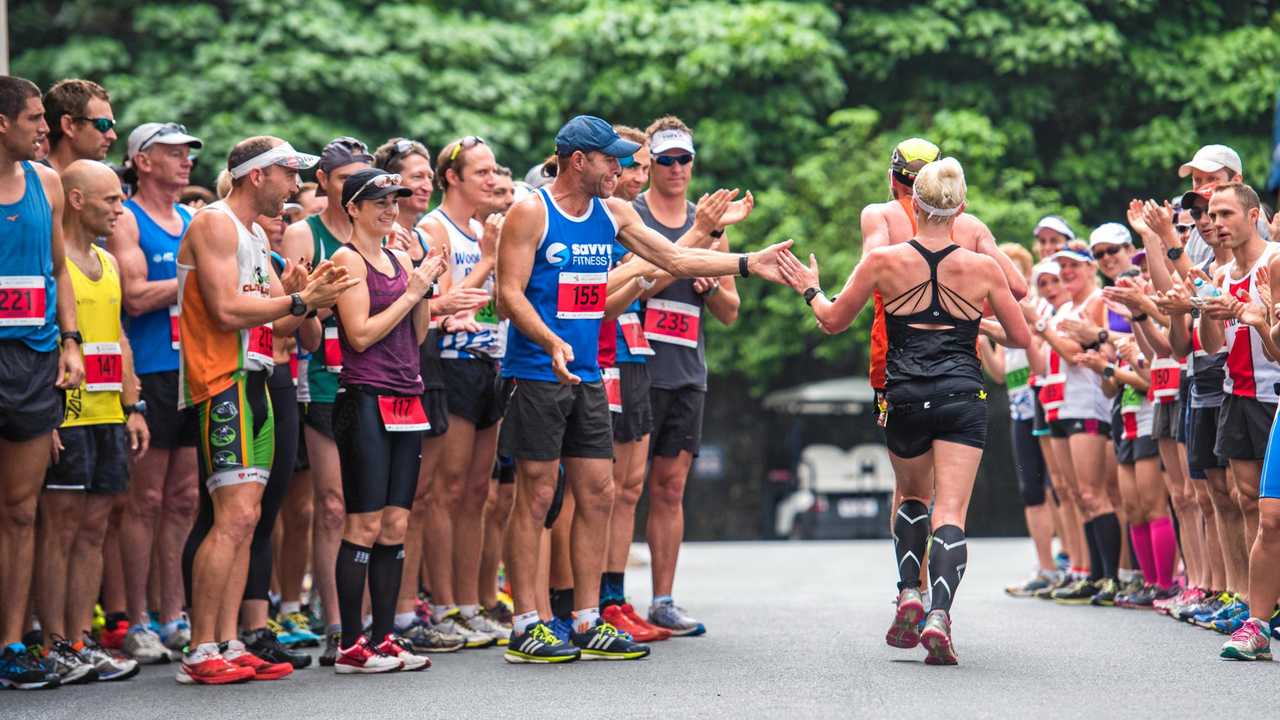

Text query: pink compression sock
(1129, 521), (1155, 584)
(1148, 516), (1177, 589)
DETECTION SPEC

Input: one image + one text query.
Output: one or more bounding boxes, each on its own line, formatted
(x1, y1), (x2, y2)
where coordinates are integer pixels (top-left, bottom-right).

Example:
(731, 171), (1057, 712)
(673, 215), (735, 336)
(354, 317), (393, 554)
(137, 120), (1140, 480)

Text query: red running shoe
(98, 620), (129, 651)
(226, 644), (293, 681)
(335, 636), (402, 674)
(602, 604), (664, 643)
(175, 653), (255, 685)
(621, 603), (672, 641)
(375, 635), (430, 672)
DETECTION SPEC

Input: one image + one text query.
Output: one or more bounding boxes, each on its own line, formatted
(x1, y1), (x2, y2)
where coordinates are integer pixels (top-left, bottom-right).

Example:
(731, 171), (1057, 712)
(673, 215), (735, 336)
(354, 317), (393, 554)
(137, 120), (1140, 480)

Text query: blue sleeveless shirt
(501, 188), (615, 383)
(123, 198), (191, 374)
(0, 162), (57, 351)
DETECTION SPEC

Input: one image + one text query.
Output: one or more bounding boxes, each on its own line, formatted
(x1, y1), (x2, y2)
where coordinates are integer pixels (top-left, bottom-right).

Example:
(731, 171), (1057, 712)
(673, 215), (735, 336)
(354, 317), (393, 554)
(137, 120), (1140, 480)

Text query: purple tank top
(337, 247), (424, 395)
(1107, 307), (1132, 334)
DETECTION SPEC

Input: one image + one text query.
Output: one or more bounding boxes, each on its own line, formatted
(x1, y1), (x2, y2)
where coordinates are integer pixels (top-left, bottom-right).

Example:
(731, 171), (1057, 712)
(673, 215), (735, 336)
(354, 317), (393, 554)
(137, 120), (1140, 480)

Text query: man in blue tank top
(496, 115), (792, 664)
(107, 120), (204, 662)
(0, 76), (84, 690)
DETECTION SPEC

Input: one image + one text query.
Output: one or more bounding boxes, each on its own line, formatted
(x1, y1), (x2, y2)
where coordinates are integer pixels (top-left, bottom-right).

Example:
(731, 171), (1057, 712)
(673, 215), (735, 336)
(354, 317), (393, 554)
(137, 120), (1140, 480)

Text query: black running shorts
(884, 397), (988, 459)
(0, 340), (64, 442)
(498, 379), (613, 461)
(1187, 404), (1227, 472)
(138, 371), (199, 449)
(613, 362), (653, 444)
(44, 423), (129, 494)
(649, 386), (704, 458)
(1215, 394), (1277, 461)
(442, 359), (505, 430)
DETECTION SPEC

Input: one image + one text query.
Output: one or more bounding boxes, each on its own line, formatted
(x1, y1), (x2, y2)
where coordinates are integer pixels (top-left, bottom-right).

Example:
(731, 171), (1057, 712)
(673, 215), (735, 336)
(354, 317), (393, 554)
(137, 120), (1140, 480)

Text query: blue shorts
(1260, 412), (1280, 500)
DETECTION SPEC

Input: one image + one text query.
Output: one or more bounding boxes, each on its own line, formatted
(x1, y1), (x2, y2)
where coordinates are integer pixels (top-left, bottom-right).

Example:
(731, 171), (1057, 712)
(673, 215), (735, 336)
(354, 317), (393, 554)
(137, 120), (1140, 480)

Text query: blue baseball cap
(554, 115), (640, 158)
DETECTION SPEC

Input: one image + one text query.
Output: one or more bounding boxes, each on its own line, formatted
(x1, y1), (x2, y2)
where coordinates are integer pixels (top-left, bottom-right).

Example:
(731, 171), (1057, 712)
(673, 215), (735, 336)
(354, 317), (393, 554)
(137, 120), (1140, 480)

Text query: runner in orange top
(862, 138), (1028, 396)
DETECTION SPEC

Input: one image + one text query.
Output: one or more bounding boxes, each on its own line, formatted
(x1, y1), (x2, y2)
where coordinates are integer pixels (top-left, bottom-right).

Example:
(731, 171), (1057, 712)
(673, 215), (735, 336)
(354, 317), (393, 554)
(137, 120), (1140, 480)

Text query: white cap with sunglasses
(650, 129), (695, 156)
(1088, 222), (1132, 249)
(126, 122), (203, 161)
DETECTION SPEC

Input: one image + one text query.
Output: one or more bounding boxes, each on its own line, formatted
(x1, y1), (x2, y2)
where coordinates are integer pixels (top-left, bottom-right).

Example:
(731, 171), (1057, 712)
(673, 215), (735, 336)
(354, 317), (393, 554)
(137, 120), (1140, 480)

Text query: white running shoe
(435, 610), (496, 649)
(123, 626), (170, 664)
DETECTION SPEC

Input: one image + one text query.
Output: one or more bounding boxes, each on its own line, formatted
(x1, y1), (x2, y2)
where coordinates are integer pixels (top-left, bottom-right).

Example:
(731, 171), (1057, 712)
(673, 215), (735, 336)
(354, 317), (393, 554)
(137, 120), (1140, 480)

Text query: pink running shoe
(886, 587), (925, 649)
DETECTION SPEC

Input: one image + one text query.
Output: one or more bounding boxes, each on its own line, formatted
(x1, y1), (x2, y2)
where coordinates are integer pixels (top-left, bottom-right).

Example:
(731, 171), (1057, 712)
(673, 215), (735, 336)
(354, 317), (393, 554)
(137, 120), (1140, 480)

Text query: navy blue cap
(341, 168), (410, 208)
(554, 115), (640, 158)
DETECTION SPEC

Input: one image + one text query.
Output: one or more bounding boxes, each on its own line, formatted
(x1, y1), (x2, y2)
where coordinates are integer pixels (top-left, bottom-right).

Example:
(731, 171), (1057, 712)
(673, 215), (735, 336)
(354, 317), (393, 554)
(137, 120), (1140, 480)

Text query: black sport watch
(60, 330), (83, 346)
(803, 287), (822, 305)
(1103, 364), (1116, 379)
(123, 400), (147, 416)
(1166, 246), (1184, 261)
(288, 292), (307, 317)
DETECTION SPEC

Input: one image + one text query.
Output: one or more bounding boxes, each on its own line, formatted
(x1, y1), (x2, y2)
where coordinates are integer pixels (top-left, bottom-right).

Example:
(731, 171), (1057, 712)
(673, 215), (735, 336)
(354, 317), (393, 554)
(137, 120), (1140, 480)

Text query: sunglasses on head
(349, 173), (403, 204)
(449, 136), (485, 162)
(1092, 245), (1125, 260)
(74, 116), (115, 134)
(654, 154), (693, 167)
(139, 122), (190, 152)
(384, 138), (428, 169)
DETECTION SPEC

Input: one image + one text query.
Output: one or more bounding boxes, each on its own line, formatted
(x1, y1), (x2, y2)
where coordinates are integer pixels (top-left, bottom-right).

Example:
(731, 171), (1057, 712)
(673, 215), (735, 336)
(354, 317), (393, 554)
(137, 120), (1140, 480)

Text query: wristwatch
(738, 255), (750, 278)
(1166, 246), (1184, 261)
(1034, 319), (1048, 334)
(710, 229), (725, 239)
(803, 287), (823, 305)
(288, 293), (306, 317)
(1097, 329), (1110, 345)
(60, 330), (83, 346)
(1132, 312), (1149, 323)
(1103, 364), (1116, 379)
(123, 400), (147, 417)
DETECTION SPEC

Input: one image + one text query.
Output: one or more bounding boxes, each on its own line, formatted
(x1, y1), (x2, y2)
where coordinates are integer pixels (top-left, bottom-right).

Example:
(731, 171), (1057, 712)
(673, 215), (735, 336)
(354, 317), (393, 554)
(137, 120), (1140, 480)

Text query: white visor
(649, 129), (695, 156)
(230, 142), (320, 179)
(1031, 261), (1061, 285)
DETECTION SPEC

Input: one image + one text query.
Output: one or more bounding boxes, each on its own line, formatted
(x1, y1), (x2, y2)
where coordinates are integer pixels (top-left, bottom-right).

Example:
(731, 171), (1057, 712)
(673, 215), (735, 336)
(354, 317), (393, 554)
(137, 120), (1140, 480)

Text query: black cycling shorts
(1049, 417), (1111, 438)
(1010, 418), (1048, 507)
(303, 400), (335, 442)
(1116, 435), (1159, 464)
(442, 359), (505, 430)
(44, 423), (129, 494)
(333, 384), (423, 514)
(498, 379), (613, 461)
(1215, 394), (1277, 461)
(139, 370), (198, 449)
(613, 362), (654, 444)
(884, 396), (988, 459)
(649, 387), (705, 458)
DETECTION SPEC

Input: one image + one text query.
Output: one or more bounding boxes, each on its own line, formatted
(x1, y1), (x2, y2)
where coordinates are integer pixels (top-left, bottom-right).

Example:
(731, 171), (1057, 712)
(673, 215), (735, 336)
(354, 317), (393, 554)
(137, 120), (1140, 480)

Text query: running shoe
(485, 601), (514, 627)
(123, 625), (170, 664)
(175, 649), (255, 685)
(41, 635), (98, 685)
(1220, 618), (1272, 661)
(159, 615), (191, 656)
(1035, 573), (1073, 599)
(1116, 584), (1156, 609)
(570, 620), (650, 661)
(1181, 592), (1227, 623)
(1005, 571), (1056, 598)
(548, 616), (574, 644)
(435, 609), (496, 649)
(277, 612), (323, 648)
(319, 630), (341, 667)
(621, 603), (671, 641)
(222, 640), (293, 680)
(242, 627), (313, 669)
(1055, 552), (1071, 574)
(76, 635), (139, 682)
(1197, 596), (1246, 629)
(603, 604), (665, 644)
(0, 643), (58, 690)
(376, 634), (430, 671)
(335, 636), (402, 674)
(886, 587), (925, 649)
(1090, 578), (1120, 607)
(398, 620), (465, 654)
(648, 600), (706, 637)
(1211, 601), (1250, 634)
(459, 611), (509, 647)
(98, 613), (129, 650)
(504, 622), (581, 664)
(920, 610), (958, 666)
(1051, 578), (1098, 605)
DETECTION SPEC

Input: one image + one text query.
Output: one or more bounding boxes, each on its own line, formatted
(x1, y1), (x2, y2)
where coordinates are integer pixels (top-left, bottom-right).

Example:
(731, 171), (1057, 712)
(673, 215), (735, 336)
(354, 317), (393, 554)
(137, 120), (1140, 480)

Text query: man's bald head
(62, 159), (125, 238)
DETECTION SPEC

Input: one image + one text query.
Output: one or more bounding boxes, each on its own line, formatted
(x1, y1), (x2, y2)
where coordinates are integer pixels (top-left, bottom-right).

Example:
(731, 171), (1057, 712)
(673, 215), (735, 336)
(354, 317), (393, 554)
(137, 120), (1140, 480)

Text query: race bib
(323, 325), (342, 373)
(644, 298), (700, 348)
(0, 276), (46, 327)
(618, 312), (654, 356)
(603, 366), (622, 413)
(556, 272), (606, 320)
(1039, 374), (1066, 411)
(377, 394), (430, 432)
(1150, 357), (1182, 402)
(246, 324), (273, 367)
(82, 342), (123, 392)
(289, 349), (299, 386)
(169, 304), (181, 350)
(1006, 366), (1030, 392)
(476, 300), (498, 326)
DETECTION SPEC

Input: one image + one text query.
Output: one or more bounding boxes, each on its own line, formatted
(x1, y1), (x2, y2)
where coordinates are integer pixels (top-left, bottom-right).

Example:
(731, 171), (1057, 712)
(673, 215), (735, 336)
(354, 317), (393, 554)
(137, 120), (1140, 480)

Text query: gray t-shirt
(634, 193), (707, 391)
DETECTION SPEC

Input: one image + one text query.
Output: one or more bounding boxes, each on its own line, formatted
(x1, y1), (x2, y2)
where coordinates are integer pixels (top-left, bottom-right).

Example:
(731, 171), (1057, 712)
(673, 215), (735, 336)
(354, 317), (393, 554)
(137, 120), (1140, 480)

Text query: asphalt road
(2, 539), (1270, 719)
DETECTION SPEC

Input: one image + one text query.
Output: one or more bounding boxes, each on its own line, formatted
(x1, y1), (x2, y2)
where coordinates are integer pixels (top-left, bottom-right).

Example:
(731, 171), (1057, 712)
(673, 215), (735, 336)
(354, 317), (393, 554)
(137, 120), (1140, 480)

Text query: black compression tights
(243, 373), (298, 602)
(893, 500), (931, 591)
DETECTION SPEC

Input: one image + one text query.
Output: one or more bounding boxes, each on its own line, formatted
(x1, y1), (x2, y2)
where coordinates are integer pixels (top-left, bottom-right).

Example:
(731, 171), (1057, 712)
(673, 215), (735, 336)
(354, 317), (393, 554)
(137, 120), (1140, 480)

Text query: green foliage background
(15, 0), (1280, 389)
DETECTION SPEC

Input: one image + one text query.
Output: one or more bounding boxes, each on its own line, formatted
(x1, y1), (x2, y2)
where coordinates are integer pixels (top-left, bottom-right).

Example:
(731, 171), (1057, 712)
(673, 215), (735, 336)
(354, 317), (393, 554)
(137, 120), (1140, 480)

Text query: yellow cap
(890, 138), (941, 181)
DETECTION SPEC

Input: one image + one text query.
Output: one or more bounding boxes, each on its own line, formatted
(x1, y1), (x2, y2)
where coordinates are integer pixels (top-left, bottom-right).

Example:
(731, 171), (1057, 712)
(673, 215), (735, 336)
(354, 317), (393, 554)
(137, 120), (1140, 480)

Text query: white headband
(229, 142), (319, 179)
(912, 191), (961, 218)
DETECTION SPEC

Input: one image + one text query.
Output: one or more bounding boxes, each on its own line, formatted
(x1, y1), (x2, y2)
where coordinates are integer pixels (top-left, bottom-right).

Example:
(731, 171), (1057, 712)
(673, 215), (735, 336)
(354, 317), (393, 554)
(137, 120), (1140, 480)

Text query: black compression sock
(600, 572), (625, 607)
(1093, 512), (1122, 580)
(1084, 519), (1103, 582)
(927, 525), (968, 613)
(892, 500), (931, 591)
(550, 587), (575, 621)
(336, 540), (372, 646)
(367, 543), (404, 642)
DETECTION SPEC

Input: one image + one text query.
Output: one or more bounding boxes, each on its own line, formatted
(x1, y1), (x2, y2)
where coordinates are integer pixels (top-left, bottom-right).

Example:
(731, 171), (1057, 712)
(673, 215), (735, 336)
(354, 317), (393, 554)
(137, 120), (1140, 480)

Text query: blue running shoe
(504, 622), (579, 664)
(1188, 593), (1230, 625)
(0, 643), (59, 690)
(1198, 596), (1246, 630)
(1211, 601), (1250, 634)
(548, 616), (574, 644)
(276, 612), (322, 648)
(570, 621), (650, 661)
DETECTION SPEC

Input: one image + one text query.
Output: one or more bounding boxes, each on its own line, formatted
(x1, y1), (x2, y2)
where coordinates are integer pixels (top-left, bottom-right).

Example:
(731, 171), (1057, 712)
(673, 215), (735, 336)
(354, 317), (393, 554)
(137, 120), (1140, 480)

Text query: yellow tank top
(64, 244), (125, 426)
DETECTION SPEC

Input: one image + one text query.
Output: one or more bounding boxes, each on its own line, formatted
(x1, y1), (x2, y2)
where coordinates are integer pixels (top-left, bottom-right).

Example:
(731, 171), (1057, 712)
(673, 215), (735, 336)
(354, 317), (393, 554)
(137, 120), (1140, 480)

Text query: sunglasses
(1176, 223), (1194, 234)
(1188, 206), (1207, 220)
(1092, 245), (1125, 260)
(449, 135), (486, 162)
(74, 116), (115, 134)
(331, 136), (368, 154)
(383, 138), (429, 169)
(654, 154), (693, 167)
(349, 173), (403, 204)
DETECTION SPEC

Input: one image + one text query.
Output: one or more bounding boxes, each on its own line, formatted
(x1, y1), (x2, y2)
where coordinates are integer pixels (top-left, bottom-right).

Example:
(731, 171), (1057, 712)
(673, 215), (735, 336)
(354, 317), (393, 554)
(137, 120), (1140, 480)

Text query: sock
(550, 587), (575, 621)
(1084, 519), (1103, 582)
(892, 500), (931, 591)
(573, 607), (600, 633)
(513, 610), (539, 634)
(221, 638), (246, 660)
(367, 543), (404, 642)
(335, 540), (372, 646)
(458, 604), (479, 619)
(652, 594), (673, 606)
(600, 572), (625, 606)
(1149, 516), (1177, 589)
(927, 525), (967, 613)
(1129, 521), (1155, 584)
(394, 612), (417, 631)
(185, 641), (219, 662)
(281, 601), (302, 616)
(1092, 512), (1122, 580)
(430, 603), (453, 621)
